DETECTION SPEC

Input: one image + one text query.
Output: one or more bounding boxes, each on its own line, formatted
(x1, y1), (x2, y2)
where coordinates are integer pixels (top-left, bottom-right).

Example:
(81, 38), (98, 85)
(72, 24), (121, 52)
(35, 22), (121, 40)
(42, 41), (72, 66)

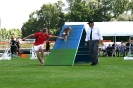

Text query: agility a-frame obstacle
(45, 23), (91, 66)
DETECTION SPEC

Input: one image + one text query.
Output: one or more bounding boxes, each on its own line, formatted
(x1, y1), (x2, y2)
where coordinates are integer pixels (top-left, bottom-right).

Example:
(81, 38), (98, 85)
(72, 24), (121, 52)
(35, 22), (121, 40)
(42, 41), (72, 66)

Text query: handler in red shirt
(22, 28), (62, 66)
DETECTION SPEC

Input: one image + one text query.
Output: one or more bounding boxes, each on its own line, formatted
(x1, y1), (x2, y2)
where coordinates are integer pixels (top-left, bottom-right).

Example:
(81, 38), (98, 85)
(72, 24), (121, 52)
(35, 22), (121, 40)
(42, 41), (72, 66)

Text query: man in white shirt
(85, 21), (103, 66)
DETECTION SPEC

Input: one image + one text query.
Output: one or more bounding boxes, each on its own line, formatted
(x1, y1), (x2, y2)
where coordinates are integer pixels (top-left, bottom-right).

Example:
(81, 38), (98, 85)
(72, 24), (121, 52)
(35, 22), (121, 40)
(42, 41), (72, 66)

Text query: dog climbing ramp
(45, 23), (91, 66)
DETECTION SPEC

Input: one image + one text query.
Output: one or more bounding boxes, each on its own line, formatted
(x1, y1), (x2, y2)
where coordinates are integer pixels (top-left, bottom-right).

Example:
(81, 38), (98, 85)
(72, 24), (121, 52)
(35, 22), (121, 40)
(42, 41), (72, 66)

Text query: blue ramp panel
(45, 25), (84, 66)
(45, 25), (91, 66)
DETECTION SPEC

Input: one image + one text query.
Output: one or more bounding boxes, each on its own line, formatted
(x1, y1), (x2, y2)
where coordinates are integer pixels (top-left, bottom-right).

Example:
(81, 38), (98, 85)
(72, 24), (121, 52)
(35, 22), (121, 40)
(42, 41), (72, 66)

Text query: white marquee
(65, 21), (133, 36)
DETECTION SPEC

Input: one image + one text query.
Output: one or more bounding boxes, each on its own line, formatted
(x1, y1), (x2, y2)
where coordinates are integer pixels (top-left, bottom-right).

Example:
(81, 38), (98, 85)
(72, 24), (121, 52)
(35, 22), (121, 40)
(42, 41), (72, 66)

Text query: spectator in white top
(85, 21), (103, 66)
(102, 44), (107, 51)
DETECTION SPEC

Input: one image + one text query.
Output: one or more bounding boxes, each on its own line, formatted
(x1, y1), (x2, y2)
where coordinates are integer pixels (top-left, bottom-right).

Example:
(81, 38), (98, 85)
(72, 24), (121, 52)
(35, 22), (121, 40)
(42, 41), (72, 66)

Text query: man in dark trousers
(85, 21), (103, 66)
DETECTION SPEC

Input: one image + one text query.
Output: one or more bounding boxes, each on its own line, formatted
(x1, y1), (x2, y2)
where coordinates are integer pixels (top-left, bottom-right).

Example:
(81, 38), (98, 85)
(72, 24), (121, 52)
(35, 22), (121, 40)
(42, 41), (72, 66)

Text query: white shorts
(34, 44), (44, 51)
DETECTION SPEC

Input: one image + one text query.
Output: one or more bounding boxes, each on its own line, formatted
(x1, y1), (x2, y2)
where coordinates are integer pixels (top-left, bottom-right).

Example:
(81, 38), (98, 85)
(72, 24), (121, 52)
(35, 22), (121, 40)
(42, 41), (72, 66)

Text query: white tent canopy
(65, 21), (133, 36)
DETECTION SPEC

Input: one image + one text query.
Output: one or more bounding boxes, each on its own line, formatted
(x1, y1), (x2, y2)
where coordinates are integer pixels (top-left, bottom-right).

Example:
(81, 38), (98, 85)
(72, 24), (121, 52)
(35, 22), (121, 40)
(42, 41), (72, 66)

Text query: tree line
(0, 28), (21, 41)
(1, 0), (133, 41)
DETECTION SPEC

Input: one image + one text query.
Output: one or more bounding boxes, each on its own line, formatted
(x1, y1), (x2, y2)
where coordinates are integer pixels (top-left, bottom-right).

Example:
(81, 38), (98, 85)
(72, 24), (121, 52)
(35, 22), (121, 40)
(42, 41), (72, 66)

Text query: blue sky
(0, 0), (67, 29)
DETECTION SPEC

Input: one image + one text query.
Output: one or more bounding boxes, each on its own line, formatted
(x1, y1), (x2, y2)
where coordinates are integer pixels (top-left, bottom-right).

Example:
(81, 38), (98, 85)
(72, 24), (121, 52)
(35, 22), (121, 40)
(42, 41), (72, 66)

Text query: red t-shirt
(34, 32), (50, 45)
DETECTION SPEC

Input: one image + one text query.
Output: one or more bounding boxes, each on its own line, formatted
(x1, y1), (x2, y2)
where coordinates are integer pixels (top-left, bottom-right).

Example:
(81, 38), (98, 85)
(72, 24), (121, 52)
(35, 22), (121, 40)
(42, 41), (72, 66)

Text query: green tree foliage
(21, 0), (133, 41)
(111, 0), (129, 18)
(117, 13), (130, 21)
(129, 0), (133, 14)
(0, 28), (7, 40)
(0, 28), (22, 41)
(21, 3), (65, 38)
(55, 1), (66, 35)
(69, 0), (90, 21)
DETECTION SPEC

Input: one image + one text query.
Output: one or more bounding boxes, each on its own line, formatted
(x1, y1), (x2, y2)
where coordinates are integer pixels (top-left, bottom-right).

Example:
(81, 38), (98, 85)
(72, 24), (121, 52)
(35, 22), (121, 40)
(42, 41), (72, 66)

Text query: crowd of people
(99, 40), (133, 57)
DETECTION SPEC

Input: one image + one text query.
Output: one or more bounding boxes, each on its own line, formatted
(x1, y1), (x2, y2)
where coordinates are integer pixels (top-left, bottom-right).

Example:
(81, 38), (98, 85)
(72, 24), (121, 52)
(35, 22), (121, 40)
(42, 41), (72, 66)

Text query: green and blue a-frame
(45, 22), (91, 66)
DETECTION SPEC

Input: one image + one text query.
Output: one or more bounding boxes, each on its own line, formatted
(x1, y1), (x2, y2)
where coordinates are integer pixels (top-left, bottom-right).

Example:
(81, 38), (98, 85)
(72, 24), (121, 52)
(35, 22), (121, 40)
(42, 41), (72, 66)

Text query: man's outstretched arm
(49, 35), (62, 39)
(22, 34), (34, 41)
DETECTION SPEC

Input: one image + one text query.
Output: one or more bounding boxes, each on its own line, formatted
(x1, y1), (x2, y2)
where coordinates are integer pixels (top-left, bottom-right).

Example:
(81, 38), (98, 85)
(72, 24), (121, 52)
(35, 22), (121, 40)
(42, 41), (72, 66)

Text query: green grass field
(0, 56), (133, 88)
